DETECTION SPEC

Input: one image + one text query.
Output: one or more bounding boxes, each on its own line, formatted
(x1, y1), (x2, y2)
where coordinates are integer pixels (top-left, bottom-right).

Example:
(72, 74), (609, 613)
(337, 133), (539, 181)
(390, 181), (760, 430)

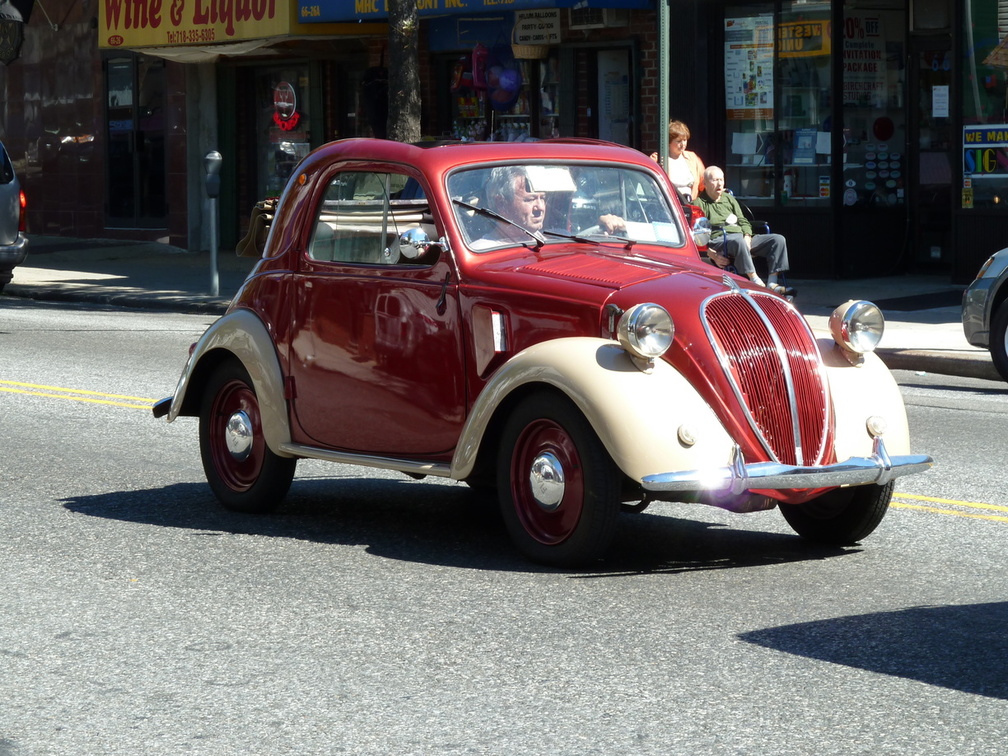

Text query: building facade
(0, 0), (1005, 282)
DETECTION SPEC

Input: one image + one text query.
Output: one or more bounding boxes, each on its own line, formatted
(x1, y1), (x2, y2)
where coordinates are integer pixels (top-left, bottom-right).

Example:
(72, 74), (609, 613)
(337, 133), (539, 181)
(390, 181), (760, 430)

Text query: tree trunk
(386, 0), (422, 143)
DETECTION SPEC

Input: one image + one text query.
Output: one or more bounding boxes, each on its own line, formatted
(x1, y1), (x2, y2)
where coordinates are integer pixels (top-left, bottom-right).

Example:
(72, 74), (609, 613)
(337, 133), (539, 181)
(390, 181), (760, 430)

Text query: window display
(724, 2), (912, 210)
(450, 46), (559, 142)
(840, 6), (906, 208)
(725, 3), (833, 206)
(962, 0), (1008, 208)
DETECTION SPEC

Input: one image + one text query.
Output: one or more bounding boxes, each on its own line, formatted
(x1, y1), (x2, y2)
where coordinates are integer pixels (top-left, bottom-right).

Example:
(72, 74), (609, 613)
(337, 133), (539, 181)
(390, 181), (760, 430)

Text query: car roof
(303, 138), (660, 182)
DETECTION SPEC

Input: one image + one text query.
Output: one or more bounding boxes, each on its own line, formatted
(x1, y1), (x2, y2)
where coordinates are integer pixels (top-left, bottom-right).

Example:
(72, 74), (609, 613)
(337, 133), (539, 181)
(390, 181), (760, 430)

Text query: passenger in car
(696, 165), (796, 297)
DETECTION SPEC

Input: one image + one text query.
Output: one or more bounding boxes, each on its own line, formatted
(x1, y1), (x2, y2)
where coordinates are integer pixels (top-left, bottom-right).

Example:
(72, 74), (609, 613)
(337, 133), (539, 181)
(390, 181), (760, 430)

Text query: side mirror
(398, 226), (446, 262)
(691, 216), (712, 250)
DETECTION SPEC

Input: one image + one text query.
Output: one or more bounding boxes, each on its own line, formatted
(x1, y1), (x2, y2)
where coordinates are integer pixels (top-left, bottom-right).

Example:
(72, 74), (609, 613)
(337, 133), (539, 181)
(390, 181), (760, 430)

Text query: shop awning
(297, 0), (651, 24)
(99, 0), (385, 61)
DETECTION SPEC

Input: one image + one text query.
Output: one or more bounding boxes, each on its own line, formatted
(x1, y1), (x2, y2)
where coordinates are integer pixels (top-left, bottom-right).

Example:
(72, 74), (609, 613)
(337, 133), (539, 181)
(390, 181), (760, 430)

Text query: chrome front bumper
(642, 437), (933, 496)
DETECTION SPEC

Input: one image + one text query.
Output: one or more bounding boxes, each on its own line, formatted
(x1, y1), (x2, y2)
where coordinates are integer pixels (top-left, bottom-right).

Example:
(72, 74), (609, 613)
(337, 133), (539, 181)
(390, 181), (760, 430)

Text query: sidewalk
(2, 235), (998, 382)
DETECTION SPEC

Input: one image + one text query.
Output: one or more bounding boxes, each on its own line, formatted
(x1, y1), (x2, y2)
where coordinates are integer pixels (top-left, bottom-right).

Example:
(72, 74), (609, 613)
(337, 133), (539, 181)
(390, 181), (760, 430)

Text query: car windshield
(447, 163), (684, 252)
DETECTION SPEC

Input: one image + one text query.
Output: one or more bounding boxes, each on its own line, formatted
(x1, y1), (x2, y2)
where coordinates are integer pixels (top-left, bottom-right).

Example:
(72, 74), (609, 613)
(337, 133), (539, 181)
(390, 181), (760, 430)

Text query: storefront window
(105, 54), (166, 227)
(724, 2), (832, 207)
(256, 66), (311, 198)
(962, 0), (1008, 208)
(841, 3), (906, 209)
(724, 5), (775, 205)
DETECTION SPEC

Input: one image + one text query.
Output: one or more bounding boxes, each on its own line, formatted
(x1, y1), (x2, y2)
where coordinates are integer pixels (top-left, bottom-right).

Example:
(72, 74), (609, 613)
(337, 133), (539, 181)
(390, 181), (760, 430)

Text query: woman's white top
(666, 154), (695, 199)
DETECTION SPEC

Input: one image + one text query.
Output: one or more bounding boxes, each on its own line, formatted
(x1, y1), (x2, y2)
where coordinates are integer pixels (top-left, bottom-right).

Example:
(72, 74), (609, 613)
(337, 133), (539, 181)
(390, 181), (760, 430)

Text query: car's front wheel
(199, 360), (296, 513)
(497, 392), (621, 567)
(779, 480), (894, 545)
(989, 302), (1008, 382)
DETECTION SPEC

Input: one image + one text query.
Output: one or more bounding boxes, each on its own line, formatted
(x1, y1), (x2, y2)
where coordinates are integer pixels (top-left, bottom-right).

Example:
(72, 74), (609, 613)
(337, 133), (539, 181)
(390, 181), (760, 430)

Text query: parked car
(154, 138), (932, 566)
(962, 247), (1008, 381)
(0, 139), (28, 293)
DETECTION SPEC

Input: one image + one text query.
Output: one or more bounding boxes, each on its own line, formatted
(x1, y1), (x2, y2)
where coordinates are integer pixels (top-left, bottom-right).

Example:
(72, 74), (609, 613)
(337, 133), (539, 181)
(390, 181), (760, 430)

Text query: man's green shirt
(695, 190), (752, 240)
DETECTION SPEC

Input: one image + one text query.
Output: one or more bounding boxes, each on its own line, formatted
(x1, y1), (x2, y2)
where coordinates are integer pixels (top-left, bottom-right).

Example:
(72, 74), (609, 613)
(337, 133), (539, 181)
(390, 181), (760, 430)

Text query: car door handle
(436, 273), (449, 315)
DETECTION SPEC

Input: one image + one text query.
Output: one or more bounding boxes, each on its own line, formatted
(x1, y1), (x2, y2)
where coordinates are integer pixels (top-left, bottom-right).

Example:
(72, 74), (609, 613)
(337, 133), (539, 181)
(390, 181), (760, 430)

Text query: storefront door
(908, 35), (954, 268)
(597, 49), (631, 145)
(105, 54), (166, 229)
(256, 65), (313, 199)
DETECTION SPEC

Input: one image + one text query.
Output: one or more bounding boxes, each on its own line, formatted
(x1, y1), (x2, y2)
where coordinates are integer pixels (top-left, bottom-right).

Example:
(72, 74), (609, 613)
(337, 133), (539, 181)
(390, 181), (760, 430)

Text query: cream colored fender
(164, 309), (292, 454)
(450, 337), (737, 484)
(817, 337), (912, 458)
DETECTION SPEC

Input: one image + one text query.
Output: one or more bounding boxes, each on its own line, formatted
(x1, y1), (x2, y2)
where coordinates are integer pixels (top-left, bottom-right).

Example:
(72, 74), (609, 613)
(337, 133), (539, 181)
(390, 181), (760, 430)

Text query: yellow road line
(0, 380), (156, 410)
(892, 492), (1008, 523)
(891, 501), (1008, 524)
(893, 492), (1008, 514)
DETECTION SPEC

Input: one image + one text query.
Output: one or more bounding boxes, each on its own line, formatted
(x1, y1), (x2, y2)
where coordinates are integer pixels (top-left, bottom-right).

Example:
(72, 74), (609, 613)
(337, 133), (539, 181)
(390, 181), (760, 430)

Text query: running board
(277, 442), (453, 478)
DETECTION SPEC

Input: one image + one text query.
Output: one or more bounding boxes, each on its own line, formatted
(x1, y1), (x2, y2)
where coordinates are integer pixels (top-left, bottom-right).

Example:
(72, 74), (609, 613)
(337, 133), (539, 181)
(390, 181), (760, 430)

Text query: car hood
(469, 245), (830, 468)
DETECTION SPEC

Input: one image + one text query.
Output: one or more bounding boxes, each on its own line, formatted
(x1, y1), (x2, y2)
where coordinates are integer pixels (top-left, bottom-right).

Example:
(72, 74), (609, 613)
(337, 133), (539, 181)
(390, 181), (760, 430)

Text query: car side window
(308, 171), (436, 265)
(0, 146), (13, 185)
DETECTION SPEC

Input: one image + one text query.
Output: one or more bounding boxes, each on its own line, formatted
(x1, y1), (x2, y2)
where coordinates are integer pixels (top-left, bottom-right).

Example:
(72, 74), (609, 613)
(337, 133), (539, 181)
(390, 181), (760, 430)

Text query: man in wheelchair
(696, 165), (796, 298)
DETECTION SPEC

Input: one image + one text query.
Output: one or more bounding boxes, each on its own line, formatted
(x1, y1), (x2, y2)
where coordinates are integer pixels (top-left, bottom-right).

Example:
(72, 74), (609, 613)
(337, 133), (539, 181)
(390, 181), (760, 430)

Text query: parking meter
(204, 151), (223, 295)
(204, 150), (222, 198)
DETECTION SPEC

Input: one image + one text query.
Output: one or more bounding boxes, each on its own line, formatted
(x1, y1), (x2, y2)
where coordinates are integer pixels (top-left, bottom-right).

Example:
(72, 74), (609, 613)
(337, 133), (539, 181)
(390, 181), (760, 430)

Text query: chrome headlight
(830, 300), (884, 354)
(617, 303), (674, 359)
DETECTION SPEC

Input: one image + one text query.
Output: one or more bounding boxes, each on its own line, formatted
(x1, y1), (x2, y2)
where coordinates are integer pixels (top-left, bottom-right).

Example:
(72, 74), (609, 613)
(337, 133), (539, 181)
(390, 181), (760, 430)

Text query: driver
(482, 166), (546, 241)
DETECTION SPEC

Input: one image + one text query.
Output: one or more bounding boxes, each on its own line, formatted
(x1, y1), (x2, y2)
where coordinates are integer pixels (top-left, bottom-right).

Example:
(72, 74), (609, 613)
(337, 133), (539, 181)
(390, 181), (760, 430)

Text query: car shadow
(738, 602), (1008, 699)
(61, 477), (851, 574)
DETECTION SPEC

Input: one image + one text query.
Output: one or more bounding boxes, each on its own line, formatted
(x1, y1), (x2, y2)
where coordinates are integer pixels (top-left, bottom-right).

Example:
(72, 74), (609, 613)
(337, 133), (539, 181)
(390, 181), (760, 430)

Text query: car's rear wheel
(497, 392), (620, 567)
(779, 480), (894, 545)
(199, 360), (296, 513)
(989, 303), (1008, 382)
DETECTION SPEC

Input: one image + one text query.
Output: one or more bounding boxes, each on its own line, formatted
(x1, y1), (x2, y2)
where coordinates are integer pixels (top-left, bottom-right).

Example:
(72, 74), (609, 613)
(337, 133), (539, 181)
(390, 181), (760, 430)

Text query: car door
(288, 168), (466, 457)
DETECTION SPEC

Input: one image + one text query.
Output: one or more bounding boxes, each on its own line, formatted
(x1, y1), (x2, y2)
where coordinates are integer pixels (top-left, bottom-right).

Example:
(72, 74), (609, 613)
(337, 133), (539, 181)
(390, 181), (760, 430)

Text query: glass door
(105, 54), (166, 228)
(909, 35), (954, 266)
(255, 65), (312, 199)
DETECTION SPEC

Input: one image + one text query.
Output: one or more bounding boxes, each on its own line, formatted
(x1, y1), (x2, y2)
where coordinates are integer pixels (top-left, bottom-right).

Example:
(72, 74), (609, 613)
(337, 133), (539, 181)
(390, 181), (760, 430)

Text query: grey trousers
(710, 232), (790, 277)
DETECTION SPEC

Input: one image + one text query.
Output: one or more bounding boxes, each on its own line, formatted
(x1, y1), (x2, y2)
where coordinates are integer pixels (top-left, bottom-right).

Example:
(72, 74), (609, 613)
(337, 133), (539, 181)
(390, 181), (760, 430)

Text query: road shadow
(61, 477), (850, 574)
(738, 602), (1008, 699)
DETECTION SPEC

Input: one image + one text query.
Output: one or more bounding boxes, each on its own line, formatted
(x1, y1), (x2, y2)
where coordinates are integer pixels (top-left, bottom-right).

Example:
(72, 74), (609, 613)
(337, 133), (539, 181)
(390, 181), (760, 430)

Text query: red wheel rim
(509, 418), (584, 545)
(209, 379), (265, 492)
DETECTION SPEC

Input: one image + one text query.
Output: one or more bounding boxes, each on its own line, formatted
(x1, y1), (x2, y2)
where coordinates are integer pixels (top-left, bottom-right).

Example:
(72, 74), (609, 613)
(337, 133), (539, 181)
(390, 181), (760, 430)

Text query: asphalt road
(1, 299), (1006, 755)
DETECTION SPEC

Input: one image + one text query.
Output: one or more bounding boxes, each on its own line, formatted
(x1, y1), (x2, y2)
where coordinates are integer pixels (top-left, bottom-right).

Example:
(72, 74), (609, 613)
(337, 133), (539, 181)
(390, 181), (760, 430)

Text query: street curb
(877, 348), (1000, 381)
(3, 286), (231, 316)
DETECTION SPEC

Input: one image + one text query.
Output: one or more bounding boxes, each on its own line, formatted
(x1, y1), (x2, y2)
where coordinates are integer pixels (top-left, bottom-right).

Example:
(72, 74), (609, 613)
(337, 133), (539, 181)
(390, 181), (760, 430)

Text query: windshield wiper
(452, 198), (546, 248)
(543, 228), (636, 250)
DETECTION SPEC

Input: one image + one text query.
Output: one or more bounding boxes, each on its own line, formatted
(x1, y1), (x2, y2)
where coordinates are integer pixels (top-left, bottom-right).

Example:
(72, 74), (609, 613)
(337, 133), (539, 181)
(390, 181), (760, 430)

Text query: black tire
(779, 480), (894, 545)
(497, 392), (621, 567)
(199, 360), (296, 513)
(989, 303), (1008, 382)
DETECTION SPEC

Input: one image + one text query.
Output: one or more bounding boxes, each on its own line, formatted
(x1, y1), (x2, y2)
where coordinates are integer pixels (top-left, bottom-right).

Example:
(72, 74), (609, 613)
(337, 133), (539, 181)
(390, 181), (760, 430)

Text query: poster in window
(724, 15), (774, 121)
(842, 12), (886, 107)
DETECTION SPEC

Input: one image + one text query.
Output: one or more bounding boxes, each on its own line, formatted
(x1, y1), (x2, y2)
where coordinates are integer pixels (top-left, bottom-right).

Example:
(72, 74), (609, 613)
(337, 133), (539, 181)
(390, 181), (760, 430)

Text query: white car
(0, 139), (28, 293)
(962, 247), (1008, 381)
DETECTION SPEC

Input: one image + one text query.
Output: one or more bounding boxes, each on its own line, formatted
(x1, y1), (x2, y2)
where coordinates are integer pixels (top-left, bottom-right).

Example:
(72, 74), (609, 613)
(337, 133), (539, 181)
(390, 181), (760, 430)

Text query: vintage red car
(154, 138), (931, 566)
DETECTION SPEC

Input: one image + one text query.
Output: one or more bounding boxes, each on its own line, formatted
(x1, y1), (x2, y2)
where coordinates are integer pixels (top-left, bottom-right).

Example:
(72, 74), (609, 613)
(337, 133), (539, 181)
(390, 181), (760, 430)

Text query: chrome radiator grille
(702, 290), (830, 466)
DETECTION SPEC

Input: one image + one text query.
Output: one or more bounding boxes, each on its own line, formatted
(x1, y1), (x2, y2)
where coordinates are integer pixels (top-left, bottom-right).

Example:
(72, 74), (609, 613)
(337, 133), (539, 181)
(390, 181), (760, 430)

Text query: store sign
(298, 0), (647, 23)
(100, 0), (287, 48)
(777, 18), (830, 58)
(513, 9), (559, 45)
(963, 125), (1008, 177)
